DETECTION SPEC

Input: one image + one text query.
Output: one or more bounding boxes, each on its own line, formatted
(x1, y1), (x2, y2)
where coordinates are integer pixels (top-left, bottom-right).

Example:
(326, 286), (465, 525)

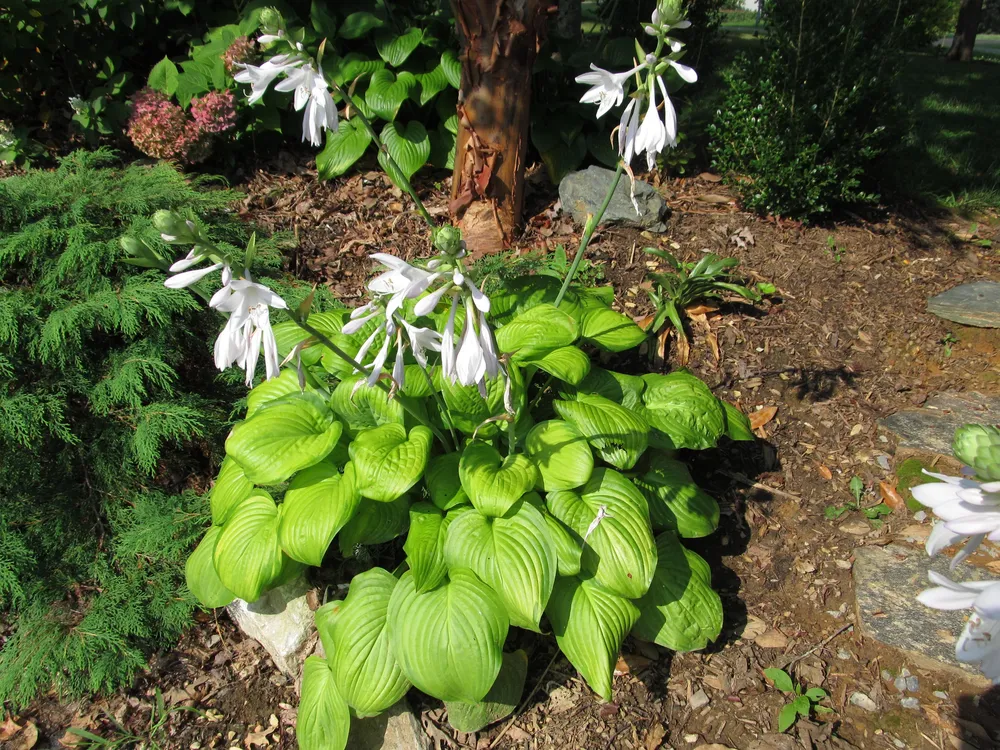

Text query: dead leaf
(695, 193), (733, 204)
(706, 329), (721, 363)
(1, 718), (21, 741)
(817, 464), (833, 481)
(879, 481), (906, 511)
(754, 629), (790, 649)
(1, 720), (38, 750)
(698, 172), (723, 182)
(749, 406), (778, 430)
(740, 614), (768, 640)
(685, 304), (719, 316)
(645, 723), (667, 750)
(614, 654), (630, 675)
(636, 314), (655, 331)
(840, 520), (870, 535)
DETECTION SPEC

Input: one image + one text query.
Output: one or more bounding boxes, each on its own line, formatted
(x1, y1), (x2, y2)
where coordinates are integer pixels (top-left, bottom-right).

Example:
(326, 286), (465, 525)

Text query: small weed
(66, 688), (203, 749)
(942, 332), (959, 357)
(764, 667), (833, 732)
(824, 476), (892, 524)
(473, 245), (603, 294)
(825, 235), (843, 263)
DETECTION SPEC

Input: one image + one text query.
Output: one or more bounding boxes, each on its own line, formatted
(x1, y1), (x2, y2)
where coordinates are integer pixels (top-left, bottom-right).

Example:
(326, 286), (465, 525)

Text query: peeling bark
(449, 0), (546, 254)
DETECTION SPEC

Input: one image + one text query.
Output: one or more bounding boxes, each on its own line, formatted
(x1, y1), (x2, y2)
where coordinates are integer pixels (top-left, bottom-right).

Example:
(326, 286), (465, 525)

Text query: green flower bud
(953, 424), (1000, 481)
(152, 210), (198, 244)
(259, 7), (286, 36)
(434, 225), (464, 256)
(656, 0), (685, 28)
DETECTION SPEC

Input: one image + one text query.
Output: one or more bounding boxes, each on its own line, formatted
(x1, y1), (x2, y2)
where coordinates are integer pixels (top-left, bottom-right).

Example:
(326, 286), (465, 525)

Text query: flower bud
(434, 225), (464, 256)
(153, 210), (199, 244)
(259, 7), (286, 36)
(953, 424), (1000, 481)
(656, 0), (684, 28)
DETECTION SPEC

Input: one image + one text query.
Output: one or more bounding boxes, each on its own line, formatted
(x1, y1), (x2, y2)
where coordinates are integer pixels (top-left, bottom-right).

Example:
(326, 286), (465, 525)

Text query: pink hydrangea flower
(223, 36), (257, 76)
(190, 91), (238, 134)
(127, 88), (190, 161)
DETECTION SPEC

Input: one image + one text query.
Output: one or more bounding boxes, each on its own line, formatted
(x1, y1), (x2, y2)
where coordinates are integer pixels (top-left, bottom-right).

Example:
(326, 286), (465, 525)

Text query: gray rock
(558, 165), (669, 232)
(348, 697), (427, 750)
(879, 391), (1000, 456)
(228, 576), (315, 678)
(900, 697), (921, 710)
(746, 734), (799, 750)
(849, 692), (878, 711)
(927, 281), (1000, 328)
(689, 688), (710, 710)
(852, 544), (992, 684)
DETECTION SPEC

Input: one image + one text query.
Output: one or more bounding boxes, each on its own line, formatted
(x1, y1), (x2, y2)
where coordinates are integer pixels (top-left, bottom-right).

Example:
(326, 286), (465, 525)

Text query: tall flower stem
(332, 83), (436, 229)
(554, 161), (625, 306)
(420, 364), (459, 450)
(293, 316), (453, 451)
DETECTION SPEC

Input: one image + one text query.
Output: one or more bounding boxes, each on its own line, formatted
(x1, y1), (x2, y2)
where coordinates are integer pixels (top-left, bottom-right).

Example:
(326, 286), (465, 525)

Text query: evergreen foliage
(0, 149), (329, 707)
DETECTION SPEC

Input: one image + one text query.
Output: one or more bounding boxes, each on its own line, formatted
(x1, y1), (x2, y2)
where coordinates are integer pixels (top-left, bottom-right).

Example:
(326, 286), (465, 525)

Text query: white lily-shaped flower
(575, 62), (647, 119)
(914, 470), (1000, 566)
(234, 53), (305, 105)
(918, 571), (1000, 683)
(211, 278), (288, 386)
(274, 63), (337, 147)
(633, 77), (672, 171)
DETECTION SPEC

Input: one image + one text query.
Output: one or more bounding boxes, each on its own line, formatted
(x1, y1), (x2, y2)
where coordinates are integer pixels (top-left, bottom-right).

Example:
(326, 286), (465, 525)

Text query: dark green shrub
(707, 0), (910, 220)
(0, 149), (328, 707)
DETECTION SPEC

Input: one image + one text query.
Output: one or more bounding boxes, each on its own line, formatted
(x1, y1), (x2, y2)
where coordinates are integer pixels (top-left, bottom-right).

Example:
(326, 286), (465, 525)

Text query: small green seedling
(756, 281), (777, 296)
(66, 688), (203, 749)
(942, 332), (958, 358)
(824, 476), (892, 524)
(825, 235), (843, 263)
(764, 667), (832, 732)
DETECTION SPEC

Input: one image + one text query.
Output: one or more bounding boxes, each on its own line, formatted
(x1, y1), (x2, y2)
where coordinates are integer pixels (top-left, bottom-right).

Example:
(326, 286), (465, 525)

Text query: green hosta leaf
(185, 526), (235, 608)
(567, 367), (646, 411)
(580, 307), (646, 352)
(298, 656), (349, 750)
(764, 667), (795, 693)
(641, 372), (726, 450)
(553, 393), (649, 470)
(438, 367), (519, 436)
(546, 469), (656, 599)
(247, 368), (314, 417)
(330, 374), (405, 435)
(339, 11), (384, 39)
(213, 492), (288, 602)
(325, 568), (410, 716)
(404, 502), (452, 592)
(147, 56), (179, 95)
(317, 118), (373, 180)
(495, 304), (578, 359)
(545, 576), (640, 701)
(350, 424), (432, 502)
(366, 70), (418, 121)
(378, 121), (431, 180)
(425, 452), (469, 511)
(210, 456), (254, 526)
(521, 345), (590, 384)
(522, 493), (581, 575)
(330, 53), (385, 86)
(633, 531), (723, 652)
(533, 127), (586, 185)
(338, 495), (412, 557)
(525, 420), (593, 491)
(226, 392), (343, 485)
(633, 454), (719, 538)
(375, 27), (423, 66)
(459, 442), (538, 517)
(428, 126), (456, 169)
(278, 462), (361, 566)
(440, 50), (461, 88)
(443, 502), (556, 631)
(387, 569), (509, 702)
(720, 400), (755, 441)
(446, 650), (528, 732)
(415, 63), (449, 106)
(489, 275), (584, 327)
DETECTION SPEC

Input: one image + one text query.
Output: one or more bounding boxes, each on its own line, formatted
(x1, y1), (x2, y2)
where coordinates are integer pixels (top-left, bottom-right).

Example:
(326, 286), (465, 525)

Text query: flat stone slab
(853, 544), (991, 684)
(927, 280), (1000, 328)
(559, 165), (668, 232)
(348, 698), (426, 750)
(879, 391), (1000, 456)
(228, 576), (315, 678)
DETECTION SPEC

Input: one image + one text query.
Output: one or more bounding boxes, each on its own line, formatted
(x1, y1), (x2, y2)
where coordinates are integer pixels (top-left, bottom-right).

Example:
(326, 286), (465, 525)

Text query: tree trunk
(946, 0), (983, 62)
(556, 0), (582, 43)
(449, 0), (546, 255)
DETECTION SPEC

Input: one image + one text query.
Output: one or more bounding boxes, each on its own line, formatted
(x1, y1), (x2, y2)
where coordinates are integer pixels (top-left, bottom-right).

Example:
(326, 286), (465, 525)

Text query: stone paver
(927, 280), (1000, 328)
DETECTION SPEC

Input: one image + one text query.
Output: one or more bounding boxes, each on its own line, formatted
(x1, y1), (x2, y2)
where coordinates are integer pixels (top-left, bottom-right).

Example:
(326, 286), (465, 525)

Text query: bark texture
(946, 0), (983, 62)
(449, 0), (546, 254)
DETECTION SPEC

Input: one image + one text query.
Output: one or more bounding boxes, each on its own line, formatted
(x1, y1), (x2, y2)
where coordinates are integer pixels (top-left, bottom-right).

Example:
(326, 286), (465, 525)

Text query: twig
(718, 469), (802, 501)
(489, 650), (560, 749)
(777, 623), (854, 670)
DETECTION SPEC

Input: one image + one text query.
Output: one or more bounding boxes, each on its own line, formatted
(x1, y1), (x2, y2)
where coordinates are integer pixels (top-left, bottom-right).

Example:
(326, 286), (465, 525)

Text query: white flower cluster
(234, 34), (336, 147)
(163, 238), (287, 387)
(915, 470), (1000, 682)
(574, 6), (697, 172)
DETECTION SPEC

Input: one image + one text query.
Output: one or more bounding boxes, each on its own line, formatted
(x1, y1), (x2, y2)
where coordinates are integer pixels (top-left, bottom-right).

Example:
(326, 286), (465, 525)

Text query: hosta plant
(148, 3), (740, 747)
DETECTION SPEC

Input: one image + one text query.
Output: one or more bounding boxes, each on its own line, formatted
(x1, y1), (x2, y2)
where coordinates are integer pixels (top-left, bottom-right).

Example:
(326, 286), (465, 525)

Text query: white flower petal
(165, 262), (223, 289)
(946, 513), (1000, 535)
(413, 284), (452, 317)
(465, 279), (491, 312)
(669, 59), (698, 83)
(918, 585), (978, 610)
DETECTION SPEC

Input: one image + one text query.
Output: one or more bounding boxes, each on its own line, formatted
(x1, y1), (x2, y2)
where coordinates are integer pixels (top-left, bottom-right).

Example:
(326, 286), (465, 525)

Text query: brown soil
(8, 155), (1000, 750)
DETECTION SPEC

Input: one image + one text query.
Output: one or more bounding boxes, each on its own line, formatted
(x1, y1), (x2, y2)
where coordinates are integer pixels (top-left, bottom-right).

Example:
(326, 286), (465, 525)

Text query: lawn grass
(890, 52), (1000, 213)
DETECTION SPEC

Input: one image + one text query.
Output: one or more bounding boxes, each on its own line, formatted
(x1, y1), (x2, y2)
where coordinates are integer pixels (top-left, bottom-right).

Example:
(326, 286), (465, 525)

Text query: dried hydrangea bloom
(190, 90), (238, 134)
(127, 88), (190, 160)
(223, 36), (258, 76)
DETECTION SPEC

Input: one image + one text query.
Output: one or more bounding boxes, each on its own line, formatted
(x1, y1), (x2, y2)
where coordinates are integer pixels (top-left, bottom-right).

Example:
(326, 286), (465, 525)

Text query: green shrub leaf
(147, 56), (179, 95)
(545, 576), (640, 701)
(374, 27), (423, 66)
(387, 569), (509, 702)
(495, 304), (578, 359)
(338, 495), (412, 557)
(580, 307), (647, 352)
(633, 531), (723, 652)
(212, 492), (288, 602)
(226, 392), (343, 485)
(546, 469), (656, 599)
(552, 393), (649, 470)
(185, 526), (235, 608)
(445, 650), (528, 732)
(404, 502), (452, 593)
(641, 372), (726, 450)
(350, 423), (432, 502)
(366, 70), (418, 121)
(325, 568), (411, 717)
(317, 118), (373, 180)
(524, 420), (593, 491)
(278, 462), (361, 566)
(459, 442), (538, 517)
(298, 656), (349, 750)
(633, 454), (719, 538)
(210, 456), (255, 526)
(443, 502), (556, 631)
